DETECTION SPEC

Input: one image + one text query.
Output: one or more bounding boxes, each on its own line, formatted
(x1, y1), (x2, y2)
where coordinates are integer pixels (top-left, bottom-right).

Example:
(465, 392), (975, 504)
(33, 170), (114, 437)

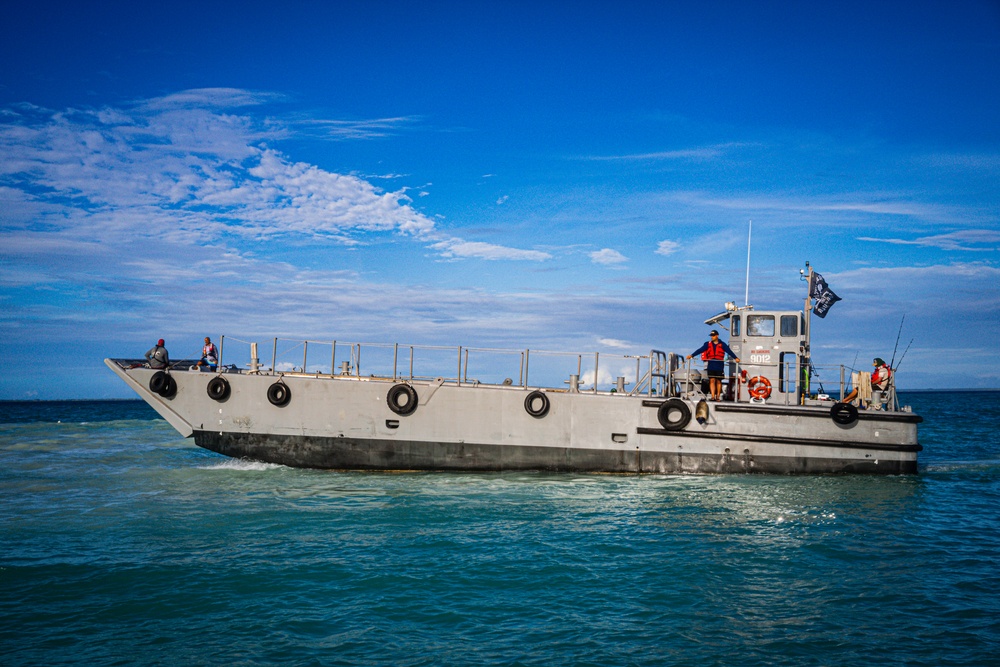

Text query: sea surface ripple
(1, 393), (998, 666)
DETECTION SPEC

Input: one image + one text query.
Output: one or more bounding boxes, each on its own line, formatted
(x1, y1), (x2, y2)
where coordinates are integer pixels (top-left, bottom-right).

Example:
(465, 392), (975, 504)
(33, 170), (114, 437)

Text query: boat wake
(199, 457), (285, 472)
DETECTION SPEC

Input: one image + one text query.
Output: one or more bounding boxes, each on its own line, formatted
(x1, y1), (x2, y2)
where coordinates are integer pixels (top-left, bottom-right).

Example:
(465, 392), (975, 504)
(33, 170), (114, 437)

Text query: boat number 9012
(749, 351), (772, 364)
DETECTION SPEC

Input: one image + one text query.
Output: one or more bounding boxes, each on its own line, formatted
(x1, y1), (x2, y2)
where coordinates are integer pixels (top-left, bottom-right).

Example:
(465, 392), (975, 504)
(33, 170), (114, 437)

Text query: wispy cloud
(581, 142), (750, 162)
(857, 230), (1000, 251)
(656, 240), (680, 256)
(429, 237), (551, 261)
(292, 116), (422, 140)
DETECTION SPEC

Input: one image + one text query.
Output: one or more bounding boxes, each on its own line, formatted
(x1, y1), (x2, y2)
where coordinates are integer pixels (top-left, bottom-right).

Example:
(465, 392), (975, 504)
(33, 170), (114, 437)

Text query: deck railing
(212, 336), (899, 409)
(217, 336), (670, 396)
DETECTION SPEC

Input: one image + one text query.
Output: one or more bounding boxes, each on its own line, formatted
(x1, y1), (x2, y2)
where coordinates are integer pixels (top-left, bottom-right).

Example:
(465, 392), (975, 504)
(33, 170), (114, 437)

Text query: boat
(106, 264), (922, 474)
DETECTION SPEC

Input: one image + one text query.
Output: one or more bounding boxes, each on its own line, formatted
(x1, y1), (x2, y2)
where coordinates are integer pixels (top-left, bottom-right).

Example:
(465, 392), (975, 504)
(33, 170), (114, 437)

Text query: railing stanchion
(594, 353), (600, 394)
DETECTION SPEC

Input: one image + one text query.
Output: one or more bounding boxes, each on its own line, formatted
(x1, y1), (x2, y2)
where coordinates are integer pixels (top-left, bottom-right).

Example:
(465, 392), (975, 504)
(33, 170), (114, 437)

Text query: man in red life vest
(841, 357), (892, 405)
(687, 330), (740, 401)
(196, 337), (218, 371)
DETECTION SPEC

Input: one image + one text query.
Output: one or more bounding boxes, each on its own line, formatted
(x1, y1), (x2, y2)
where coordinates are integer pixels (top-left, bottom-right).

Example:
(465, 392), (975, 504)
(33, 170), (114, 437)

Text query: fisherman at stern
(687, 330), (740, 401)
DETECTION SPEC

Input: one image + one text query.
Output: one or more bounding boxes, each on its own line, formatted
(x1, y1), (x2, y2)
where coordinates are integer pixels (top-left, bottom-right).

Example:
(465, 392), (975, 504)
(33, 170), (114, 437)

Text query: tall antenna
(744, 220), (752, 306)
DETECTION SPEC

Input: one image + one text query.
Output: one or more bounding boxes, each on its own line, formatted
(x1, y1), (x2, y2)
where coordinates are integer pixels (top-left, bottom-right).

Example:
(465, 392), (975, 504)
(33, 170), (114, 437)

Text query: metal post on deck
(331, 341), (336, 377)
(218, 335), (224, 372)
(593, 352), (599, 394)
(393, 343), (398, 380)
(303, 341), (308, 373)
(272, 338), (277, 375)
(525, 349), (530, 388)
(457, 347), (462, 386)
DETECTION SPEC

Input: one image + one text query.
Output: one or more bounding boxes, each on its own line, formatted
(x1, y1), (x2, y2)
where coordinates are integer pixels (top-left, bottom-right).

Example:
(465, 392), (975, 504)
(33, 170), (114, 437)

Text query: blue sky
(2, 1), (999, 398)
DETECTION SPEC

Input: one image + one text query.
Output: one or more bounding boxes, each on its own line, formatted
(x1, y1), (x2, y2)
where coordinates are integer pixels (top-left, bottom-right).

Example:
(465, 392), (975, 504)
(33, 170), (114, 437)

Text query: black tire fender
(267, 382), (291, 407)
(524, 390), (550, 418)
(830, 402), (859, 425)
(149, 371), (167, 395)
(657, 398), (691, 431)
(158, 374), (177, 398)
(207, 376), (230, 401)
(387, 383), (418, 415)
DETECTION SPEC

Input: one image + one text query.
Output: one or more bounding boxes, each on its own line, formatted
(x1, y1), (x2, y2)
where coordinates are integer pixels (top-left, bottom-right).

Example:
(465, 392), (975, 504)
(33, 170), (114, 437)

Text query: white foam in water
(200, 458), (285, 472)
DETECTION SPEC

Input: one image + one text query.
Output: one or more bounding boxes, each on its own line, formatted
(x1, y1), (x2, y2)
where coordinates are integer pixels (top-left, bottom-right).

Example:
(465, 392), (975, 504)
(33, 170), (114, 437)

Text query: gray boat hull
(106, 360), (921, 475)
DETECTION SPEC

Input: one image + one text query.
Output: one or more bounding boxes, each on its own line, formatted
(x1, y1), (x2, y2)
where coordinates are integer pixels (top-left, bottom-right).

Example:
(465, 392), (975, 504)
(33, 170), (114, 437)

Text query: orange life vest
(703, 341), (726, 361)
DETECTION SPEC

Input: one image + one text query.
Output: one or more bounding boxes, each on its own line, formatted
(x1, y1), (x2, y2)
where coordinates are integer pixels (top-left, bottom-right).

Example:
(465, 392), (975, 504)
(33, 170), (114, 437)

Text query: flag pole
(744, 220), (752, 306)
(803, 261), (813, 404)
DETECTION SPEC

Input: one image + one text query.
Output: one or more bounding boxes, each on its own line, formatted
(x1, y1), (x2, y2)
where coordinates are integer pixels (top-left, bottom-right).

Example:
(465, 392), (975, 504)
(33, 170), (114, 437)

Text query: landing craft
(106, 264), (922, 474)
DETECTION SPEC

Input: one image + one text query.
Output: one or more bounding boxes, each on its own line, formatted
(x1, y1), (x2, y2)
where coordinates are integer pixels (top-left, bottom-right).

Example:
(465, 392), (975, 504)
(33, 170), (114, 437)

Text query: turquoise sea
(2, 393), (998, 666)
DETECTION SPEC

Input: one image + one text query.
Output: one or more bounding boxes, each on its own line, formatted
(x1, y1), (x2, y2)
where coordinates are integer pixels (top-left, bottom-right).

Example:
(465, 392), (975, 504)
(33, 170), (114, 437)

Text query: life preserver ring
(207, 376), (230, 401)
(747, 376), (772, 400)
(657, 398), (691, 431)
(267, 382), (291, 407)
(387, 383), (418, 415)
(830, 402), (859, 425)
(524, 390), (550, 418)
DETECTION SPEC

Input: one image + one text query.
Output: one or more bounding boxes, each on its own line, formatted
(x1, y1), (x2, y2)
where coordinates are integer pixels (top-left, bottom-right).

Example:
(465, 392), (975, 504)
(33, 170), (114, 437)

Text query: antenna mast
(744, 220), (752, 306)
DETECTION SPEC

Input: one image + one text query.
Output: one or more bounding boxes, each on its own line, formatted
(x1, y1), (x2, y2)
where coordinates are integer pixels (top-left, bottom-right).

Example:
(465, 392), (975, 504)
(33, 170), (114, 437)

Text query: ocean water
(1, 393), (998, 667)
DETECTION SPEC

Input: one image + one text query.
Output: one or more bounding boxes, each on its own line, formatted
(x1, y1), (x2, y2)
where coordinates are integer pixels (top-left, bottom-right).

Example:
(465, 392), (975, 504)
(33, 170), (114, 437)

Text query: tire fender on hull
(207, 376), (230, 401)
(830, 402), (859, 425)
(267, 382), (291, 407)
(149, 371), (177, 398)
(387, 383), (418, 415)
(657, 398), (691, 431)
(524, 390), (550, 418)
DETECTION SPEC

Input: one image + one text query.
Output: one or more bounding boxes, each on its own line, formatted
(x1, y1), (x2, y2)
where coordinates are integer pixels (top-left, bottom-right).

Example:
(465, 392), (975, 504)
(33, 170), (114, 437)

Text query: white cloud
(292, 116), (421, 140)
(598, 338), (631, 349)
(0, 90), (543, 262)
(429, 237), (551, 261)
(590, 248), (628, 265)
(857, 229), (1000, 251)
(582, 142), (751, 162)
(656, 240), (680, 256)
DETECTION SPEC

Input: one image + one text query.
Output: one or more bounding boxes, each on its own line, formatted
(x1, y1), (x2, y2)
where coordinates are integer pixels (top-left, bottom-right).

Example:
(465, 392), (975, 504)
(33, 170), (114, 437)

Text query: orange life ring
(747, 376), (772, 400)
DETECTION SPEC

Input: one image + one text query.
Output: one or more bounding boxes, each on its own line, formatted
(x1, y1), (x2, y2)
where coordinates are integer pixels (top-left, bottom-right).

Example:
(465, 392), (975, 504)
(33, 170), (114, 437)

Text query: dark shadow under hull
(195, 431), (919, 475)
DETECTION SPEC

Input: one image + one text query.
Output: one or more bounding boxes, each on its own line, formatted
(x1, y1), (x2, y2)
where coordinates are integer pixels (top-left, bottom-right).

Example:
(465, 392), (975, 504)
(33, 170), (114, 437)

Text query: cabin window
(747, 315), (774, 337)
(732, 316), (741, 337)
(780, 315), (798, 337)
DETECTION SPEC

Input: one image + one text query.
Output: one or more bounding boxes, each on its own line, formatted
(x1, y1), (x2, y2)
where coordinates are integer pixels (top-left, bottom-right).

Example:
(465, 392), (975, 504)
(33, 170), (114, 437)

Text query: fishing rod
(894, 338), (914, 372)
(890, 314), (905, 369)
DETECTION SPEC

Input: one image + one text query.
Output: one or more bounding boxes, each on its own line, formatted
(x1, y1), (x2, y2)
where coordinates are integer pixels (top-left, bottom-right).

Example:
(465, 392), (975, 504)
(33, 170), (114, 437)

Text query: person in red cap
(145, 339), (169, 369)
